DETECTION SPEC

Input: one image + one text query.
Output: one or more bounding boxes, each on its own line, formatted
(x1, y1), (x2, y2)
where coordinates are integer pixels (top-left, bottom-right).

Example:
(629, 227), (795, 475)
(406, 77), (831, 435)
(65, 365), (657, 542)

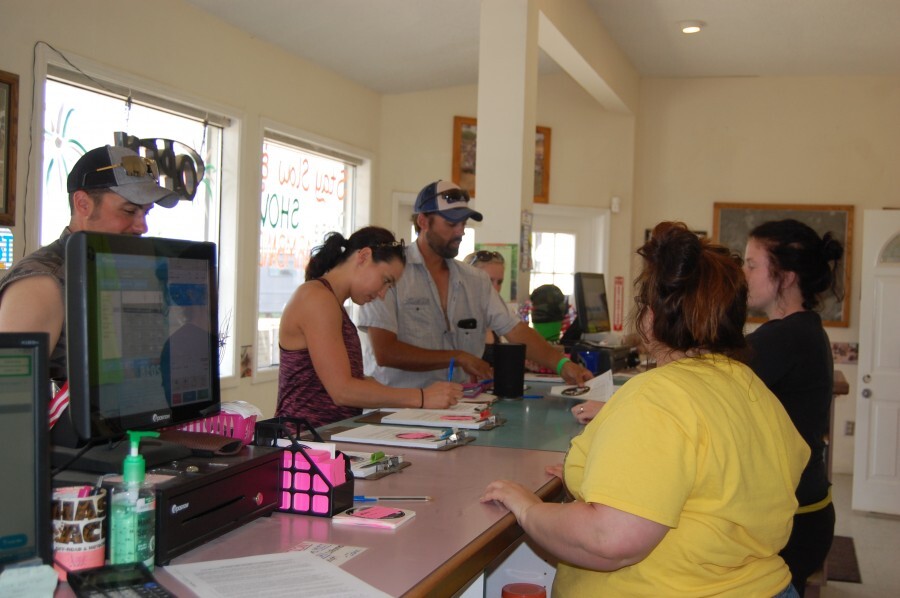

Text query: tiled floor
(821, 473), (900, 597)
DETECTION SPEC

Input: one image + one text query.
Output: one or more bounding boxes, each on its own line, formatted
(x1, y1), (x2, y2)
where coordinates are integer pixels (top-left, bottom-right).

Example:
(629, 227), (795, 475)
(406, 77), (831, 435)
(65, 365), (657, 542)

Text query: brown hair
(634, 222), (748, 358)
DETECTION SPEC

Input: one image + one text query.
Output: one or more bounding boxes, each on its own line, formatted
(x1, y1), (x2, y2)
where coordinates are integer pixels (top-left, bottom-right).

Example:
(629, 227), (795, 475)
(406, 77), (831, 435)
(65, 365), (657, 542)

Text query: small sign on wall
(0, 227), (13, 269)
(613, 276), (624, 331)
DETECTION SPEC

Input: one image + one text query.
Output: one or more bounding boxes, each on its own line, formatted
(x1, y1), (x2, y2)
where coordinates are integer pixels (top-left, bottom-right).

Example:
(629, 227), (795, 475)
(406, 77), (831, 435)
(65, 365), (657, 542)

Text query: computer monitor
(0, 333), (52, 572)
(52, 232), (220, 470)
(573, 272), (613, 344)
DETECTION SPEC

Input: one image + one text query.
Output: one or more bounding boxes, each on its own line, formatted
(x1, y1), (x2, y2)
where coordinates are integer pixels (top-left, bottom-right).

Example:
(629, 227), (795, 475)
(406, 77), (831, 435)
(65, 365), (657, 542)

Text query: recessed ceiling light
(679, 20), (705, 34)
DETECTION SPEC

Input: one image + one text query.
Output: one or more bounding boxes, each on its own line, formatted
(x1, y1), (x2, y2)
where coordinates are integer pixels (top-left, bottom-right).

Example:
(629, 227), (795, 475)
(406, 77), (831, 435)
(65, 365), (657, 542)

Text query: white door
(532, 204), (609, 276)
(852, 209), (900, 515)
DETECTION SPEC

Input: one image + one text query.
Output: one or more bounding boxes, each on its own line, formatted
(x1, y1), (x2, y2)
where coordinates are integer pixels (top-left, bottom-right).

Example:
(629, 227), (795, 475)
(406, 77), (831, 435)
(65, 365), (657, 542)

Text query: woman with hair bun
(482, 222), (809, 597)
(276, 226), (461, 428)
(743, 219), (844, 595)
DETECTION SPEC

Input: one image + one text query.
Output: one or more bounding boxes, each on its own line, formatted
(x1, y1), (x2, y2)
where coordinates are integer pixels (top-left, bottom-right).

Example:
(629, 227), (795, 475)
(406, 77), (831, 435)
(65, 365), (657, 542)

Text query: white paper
(524, 372), (564, 384)
(0, 564), (58, 598)
(548, 369), (615, 402)
(330, 425), (457, 449)
(165, 551), (389, 598)
(382, 405), (491, 430)
(289, 541), (367, 566)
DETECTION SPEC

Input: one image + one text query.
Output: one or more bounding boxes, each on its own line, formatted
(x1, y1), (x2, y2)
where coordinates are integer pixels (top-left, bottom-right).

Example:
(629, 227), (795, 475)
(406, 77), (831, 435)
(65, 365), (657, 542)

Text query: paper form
(165, 551), (390, 597)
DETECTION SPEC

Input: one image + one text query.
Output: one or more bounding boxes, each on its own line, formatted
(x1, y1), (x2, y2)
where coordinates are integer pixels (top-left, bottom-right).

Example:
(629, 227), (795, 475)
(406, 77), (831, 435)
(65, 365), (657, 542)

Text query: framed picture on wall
(0, 69), (19, 226)
(713, 202), (854, 327)
(451, 116), (551, 203)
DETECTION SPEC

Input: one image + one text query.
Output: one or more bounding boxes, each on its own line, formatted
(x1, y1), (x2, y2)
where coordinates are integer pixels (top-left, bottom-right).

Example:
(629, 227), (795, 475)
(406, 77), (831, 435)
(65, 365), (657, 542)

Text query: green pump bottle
(108, 430), (158, 568)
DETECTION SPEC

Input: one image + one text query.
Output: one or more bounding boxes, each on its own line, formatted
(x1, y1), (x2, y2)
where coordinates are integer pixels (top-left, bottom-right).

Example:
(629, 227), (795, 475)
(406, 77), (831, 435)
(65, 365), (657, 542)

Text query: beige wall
(0, 0), (382, 416)
(634, 75), (900, 473)
(378, 70), (636, 290)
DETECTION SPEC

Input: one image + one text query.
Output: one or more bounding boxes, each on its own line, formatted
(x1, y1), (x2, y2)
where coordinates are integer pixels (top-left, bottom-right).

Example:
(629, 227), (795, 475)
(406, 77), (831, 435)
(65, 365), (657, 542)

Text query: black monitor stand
(51, 438), (192, 475)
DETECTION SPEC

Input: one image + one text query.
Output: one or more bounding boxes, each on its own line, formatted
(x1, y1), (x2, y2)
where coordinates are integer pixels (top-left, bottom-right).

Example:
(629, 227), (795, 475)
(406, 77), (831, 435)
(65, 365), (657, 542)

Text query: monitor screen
(0, 333), (52, 571)
(574, 272), (611, 335)
(59, 232), (220, 447)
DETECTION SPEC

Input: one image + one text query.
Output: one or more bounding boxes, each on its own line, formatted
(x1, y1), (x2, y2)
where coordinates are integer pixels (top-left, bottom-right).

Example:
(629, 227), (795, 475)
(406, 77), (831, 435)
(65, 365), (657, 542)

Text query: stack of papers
(548, 370), (615, 402)
(330, 424), (471, 450)
(524, 372), (564, 384)
(381, 404), (495, 430)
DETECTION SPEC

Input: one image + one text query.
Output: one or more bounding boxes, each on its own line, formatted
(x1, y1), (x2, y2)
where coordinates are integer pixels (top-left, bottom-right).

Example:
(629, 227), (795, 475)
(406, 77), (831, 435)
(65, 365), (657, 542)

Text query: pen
(448, 358), (455, 381)
(522, 394), (542, 399)
(354, 495), (432, 502)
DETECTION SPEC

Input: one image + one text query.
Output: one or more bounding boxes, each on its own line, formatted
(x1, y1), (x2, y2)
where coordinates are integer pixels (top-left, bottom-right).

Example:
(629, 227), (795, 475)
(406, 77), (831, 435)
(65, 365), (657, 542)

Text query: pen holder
(253, 417), (354, 518)
(278, 444), (354, 517)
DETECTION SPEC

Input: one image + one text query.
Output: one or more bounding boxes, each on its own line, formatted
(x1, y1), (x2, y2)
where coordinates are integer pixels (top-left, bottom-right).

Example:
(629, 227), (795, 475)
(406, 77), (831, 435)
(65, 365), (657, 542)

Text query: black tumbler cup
(493, 343), (526, 398)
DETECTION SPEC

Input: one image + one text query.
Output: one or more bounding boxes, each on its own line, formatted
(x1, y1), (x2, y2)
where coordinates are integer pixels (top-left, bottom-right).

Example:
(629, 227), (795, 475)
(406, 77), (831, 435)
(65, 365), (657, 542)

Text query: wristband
(419, 388), (425, 408)
(556, 357), (571, 376)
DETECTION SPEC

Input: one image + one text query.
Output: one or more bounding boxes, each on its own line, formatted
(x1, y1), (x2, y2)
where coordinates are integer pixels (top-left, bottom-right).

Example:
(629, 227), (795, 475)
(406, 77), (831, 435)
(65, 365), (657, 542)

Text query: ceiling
(184, 0), (900, 95)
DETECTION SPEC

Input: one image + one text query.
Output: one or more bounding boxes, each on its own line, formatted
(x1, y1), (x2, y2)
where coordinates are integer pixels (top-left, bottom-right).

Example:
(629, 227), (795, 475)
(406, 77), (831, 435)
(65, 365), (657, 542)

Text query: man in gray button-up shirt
(359, 180), (592, 388)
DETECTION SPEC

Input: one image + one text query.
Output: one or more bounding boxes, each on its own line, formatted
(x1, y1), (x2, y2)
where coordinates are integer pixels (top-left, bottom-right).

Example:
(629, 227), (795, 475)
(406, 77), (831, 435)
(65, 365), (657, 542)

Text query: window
(256, 136), (357, 371)
(530, 231), (576, 296)
(41, 71), (234, 376)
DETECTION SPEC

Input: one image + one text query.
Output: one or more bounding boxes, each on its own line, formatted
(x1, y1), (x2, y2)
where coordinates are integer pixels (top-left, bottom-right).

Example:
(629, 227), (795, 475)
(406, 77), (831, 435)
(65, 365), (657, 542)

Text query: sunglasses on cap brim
(87, 155), (160, 187)
(438, 188), (470, 204)
(468, 250), (504, 265)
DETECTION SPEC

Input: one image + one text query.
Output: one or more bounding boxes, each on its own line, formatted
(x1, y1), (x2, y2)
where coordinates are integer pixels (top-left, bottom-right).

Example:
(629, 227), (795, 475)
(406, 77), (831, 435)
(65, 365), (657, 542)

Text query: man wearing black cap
(359, 180), (592, 388)
(0, 145), (181, 392)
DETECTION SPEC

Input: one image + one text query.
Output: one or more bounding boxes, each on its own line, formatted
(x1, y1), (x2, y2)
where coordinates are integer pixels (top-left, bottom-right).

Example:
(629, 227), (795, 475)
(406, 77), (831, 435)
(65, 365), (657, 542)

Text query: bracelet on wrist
(419, 388), (425, 408)
(556, 357), (571, 376)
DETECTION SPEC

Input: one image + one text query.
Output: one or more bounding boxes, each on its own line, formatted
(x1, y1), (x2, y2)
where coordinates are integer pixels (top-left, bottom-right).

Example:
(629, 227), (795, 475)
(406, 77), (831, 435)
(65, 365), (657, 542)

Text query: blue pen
(522, 394), (543, 399)
(353, 496), (378, 502)
(448, 358), (455, 381)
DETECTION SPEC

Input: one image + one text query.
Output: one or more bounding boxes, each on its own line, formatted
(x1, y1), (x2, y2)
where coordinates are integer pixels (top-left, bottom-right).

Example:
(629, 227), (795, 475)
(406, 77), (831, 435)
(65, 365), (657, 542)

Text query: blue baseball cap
(413, 180), (483, 223)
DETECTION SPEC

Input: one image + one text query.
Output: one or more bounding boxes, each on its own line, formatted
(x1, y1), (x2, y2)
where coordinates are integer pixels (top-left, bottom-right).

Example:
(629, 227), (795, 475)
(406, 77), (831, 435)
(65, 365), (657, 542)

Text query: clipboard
(353, 410), (505, 431)
(324, 425), (476, 451)
(342, 450), (412, 480)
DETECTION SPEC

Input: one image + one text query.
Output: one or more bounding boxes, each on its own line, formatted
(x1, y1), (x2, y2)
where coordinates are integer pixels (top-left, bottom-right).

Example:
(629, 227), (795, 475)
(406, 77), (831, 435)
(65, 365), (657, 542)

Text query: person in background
(481, 222), (809, 597)
(529, 284), (567, 342)
(744, 219), (844, 595)
(463, 249), (506, 349)
(0, 145), (181, 425)
(276, 226), (461, 428)
(359, 180), (592, 388)
(464, 250), (505, 295)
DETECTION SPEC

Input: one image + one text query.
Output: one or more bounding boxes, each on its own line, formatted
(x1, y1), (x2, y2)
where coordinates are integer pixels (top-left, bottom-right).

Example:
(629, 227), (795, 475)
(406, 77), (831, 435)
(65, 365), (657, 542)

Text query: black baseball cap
(66, 145), (180, 208)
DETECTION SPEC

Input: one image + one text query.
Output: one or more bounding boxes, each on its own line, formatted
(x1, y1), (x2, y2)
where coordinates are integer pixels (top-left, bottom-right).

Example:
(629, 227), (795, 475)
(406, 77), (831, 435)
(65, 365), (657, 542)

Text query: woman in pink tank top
(276, 226), (461, 428)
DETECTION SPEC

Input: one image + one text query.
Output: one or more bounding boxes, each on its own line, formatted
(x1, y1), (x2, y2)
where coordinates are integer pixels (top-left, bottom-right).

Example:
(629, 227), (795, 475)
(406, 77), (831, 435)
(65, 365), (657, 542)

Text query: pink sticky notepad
(350, 506), (403, 519)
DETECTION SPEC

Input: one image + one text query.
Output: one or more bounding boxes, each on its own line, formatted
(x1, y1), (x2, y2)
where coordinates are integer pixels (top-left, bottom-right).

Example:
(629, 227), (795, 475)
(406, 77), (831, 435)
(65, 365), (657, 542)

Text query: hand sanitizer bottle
(109, 430), (158, 568)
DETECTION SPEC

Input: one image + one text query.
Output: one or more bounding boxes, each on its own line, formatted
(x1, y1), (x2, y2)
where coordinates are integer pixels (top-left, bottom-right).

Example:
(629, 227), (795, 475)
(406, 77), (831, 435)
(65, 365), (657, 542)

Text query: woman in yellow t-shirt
(482, 222), (810, 597)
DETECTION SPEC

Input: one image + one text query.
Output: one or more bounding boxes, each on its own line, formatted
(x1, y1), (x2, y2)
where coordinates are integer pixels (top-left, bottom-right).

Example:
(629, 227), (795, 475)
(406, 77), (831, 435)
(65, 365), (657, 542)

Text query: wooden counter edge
(402, 474), (565, 598)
